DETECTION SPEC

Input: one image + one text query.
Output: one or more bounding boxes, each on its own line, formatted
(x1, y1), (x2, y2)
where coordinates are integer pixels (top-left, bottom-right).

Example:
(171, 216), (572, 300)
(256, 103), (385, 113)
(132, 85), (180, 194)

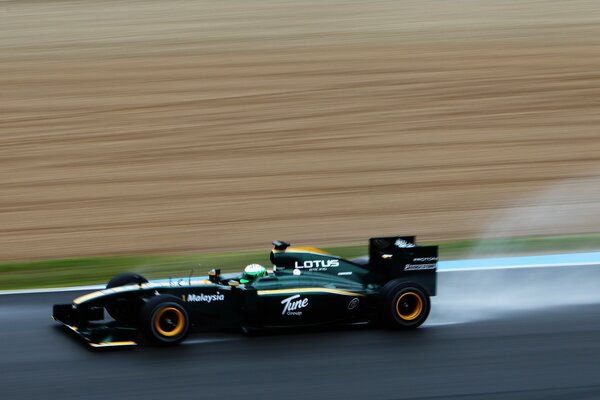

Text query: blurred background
(2, 0), (600, 263)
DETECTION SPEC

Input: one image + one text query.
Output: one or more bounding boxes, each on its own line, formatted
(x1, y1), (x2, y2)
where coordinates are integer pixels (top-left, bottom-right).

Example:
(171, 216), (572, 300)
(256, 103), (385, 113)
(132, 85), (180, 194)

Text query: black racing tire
(140, 295), (190, 346)
(380, 280), (430, 329)
(105, 273), (148, 324)
(106, 272), (148, 289)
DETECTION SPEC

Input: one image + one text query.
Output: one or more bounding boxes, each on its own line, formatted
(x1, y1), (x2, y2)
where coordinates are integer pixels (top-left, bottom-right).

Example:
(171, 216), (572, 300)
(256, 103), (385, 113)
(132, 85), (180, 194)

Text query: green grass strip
(1, 233), (599, 290)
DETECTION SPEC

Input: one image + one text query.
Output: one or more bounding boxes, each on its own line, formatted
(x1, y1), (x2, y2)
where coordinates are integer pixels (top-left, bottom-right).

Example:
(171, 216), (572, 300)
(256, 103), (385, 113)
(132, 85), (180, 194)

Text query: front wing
(53, 304), (138, 348)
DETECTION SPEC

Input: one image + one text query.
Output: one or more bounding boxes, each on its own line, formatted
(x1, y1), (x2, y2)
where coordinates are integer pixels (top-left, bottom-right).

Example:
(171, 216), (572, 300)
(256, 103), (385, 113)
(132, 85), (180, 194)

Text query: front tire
(105, 273), (148, 324)
(106, 272), (148, 289)
(380, 280), (430, 329)
(141, 295), (190, 346)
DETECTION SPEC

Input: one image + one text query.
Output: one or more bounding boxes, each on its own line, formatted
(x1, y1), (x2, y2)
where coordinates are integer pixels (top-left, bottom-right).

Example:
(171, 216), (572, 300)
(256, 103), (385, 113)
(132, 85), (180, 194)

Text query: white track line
(439, 261), (600, 272)
(0, 285), (104, 296)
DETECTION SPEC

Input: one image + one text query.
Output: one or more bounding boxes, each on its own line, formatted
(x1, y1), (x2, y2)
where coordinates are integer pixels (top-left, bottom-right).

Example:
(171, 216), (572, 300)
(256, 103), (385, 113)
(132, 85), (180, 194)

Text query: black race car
(52, 236), (438, 347)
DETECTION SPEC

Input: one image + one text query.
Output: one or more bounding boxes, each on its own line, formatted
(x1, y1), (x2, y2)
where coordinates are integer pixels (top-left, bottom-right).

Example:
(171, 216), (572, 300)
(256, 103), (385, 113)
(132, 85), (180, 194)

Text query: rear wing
(368, 236), (437, 296)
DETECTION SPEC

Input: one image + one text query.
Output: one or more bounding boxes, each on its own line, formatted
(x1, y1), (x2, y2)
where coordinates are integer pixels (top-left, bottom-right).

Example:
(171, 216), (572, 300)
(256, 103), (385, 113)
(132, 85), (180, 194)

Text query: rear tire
(380, 280), (430, 329)
(141, 295), (190, 346)
(105, 273), (148, 324)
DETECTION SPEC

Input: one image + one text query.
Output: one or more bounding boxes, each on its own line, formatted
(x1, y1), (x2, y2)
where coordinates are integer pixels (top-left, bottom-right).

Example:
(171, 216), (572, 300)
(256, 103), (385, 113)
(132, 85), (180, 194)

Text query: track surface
(3, 267), (600, 400)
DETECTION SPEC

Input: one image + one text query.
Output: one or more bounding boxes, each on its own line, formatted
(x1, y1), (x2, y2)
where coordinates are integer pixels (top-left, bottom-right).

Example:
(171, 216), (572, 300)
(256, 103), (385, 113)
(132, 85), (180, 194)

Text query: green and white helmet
(240, 263), (267, 284)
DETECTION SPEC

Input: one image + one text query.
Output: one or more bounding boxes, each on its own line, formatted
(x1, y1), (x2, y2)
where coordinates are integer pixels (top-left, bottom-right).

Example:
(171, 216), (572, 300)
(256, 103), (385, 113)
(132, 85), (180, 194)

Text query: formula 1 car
(52, 236), (437, 347)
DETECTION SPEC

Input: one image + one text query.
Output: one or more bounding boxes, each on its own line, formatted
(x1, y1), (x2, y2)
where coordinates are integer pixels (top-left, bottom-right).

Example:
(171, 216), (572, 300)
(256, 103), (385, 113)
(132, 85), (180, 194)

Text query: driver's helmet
(240, 264), (267, 284)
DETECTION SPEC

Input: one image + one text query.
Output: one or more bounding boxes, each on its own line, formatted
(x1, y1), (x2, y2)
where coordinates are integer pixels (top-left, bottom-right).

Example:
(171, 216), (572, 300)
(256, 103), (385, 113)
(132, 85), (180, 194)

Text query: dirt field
(2, 0), (600, 261)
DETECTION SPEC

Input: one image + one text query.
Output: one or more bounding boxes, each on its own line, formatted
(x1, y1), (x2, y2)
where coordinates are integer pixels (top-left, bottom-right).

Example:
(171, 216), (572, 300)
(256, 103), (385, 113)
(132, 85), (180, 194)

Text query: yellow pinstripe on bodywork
(89, 341), (137, 348)
(74, 290), (106, 305)
(272, 247), (331, 255)
(257, 288), (365, 297)
(73, 280), (213, 305)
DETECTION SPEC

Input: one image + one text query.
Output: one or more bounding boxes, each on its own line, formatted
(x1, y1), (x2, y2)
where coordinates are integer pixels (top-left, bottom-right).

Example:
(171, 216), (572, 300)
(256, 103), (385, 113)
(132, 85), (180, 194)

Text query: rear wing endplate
(369, 236), (438, 296)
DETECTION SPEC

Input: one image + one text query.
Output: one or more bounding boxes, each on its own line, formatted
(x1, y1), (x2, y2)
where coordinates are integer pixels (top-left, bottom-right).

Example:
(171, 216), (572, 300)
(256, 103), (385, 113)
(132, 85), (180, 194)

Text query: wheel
(106, 272), (148, 289)
(105, 273), (148, 324)
(380, 280), (430, 329)
(140, 295), (190, 346)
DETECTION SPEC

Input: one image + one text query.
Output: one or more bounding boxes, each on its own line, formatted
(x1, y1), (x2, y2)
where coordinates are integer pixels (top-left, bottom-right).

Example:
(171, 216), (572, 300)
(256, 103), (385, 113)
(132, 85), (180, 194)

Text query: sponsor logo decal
(337, 271), (353, 276)
(281, 294), (309, 316)
(413, 257), (438, 262)
(404, 264), (436, 271)
(186, 292), (225, 303)
(348, 298), (360, 310)
(395, 239), (415, 248)
(294, 259), (339, 271)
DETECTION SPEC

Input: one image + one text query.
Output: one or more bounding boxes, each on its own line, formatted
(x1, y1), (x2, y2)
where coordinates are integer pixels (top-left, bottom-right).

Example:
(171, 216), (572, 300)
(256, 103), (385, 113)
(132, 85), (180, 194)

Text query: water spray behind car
(433, 175), (600, 324)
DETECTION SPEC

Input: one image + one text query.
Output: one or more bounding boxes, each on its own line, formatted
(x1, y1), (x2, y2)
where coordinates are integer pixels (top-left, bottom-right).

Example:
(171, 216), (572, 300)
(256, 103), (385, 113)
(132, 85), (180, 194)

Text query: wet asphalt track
(2, 267), (600, 400)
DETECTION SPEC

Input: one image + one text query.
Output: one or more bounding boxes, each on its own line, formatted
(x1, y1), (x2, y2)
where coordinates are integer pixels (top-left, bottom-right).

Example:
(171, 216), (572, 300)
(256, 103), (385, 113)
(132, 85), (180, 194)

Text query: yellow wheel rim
(153, 306), (185, 337)
(395, 292), (424, 321)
